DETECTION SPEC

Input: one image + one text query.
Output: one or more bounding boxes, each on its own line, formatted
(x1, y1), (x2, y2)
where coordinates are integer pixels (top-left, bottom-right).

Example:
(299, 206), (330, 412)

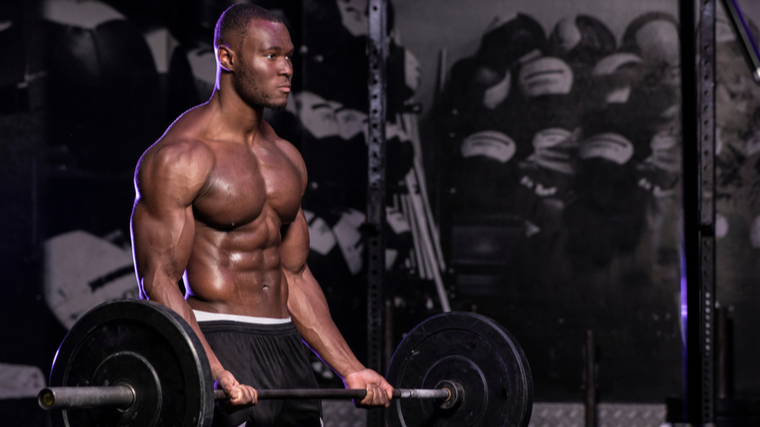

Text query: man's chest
(192, 147), (302, 229)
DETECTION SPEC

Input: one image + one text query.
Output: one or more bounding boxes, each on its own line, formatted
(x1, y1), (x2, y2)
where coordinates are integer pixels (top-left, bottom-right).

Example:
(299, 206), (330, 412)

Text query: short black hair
(214, 4), (284, 48)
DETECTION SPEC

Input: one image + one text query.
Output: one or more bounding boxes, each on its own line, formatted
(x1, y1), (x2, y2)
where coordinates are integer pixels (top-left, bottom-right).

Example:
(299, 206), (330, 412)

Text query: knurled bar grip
(39, 386), (451, 410)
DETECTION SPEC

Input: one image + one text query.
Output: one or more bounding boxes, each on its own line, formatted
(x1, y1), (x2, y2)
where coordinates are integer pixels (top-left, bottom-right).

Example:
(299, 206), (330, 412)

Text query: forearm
(141, 275), (227, 380)
(287, 271), (365, 378)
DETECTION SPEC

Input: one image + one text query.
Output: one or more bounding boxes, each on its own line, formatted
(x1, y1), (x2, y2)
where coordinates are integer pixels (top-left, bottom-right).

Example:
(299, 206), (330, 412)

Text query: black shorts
(199, 320), (323, 427)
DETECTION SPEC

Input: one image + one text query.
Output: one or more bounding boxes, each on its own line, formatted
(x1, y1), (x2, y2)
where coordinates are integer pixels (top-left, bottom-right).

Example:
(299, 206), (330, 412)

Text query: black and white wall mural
(2, 0), (760, 425)
(389, 0), (760, 402)
(713, 0), (760, 401)
(387, 0), (684, 402)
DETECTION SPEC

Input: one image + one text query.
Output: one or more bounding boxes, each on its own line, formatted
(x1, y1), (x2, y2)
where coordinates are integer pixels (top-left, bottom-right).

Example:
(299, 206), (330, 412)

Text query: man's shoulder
(149, 104), (215, 157)
(261, 120), (308, 193)
(137, 133), (215, 192)
(143, 135), (214, 170)
(262, 120), (305, 167)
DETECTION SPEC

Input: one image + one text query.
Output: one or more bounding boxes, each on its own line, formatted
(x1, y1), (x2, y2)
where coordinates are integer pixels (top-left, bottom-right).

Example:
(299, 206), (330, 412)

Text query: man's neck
(208, 87), (265, 146)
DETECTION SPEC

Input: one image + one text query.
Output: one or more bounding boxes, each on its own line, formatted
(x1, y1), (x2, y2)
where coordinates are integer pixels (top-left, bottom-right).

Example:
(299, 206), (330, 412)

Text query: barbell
(38, 299), (533, 427)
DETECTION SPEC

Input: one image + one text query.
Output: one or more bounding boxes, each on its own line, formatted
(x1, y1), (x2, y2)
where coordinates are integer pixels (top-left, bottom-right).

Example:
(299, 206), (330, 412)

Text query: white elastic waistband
(193, 310), (292, 325)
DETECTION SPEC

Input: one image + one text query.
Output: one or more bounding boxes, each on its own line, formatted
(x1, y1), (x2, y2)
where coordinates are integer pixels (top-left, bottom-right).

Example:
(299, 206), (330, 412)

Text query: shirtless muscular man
(130, 5), (392, 426)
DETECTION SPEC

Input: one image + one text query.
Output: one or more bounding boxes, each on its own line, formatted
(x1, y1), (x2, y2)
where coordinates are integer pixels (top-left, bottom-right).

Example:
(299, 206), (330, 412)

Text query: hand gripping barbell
(39, 300), (533, 427)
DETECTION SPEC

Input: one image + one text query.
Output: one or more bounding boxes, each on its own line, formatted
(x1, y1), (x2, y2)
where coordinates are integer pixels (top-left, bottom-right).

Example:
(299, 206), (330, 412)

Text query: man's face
(234, 20), (294, 111)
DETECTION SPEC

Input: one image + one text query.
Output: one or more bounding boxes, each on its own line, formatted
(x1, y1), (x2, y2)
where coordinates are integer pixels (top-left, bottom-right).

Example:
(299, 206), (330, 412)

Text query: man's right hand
(215, 370), (257, 410)
(344, 368), (394, 408)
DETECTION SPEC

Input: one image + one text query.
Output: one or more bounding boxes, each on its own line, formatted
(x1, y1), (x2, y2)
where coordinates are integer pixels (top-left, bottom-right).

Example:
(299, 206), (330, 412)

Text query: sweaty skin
(130, 19), (393, 409)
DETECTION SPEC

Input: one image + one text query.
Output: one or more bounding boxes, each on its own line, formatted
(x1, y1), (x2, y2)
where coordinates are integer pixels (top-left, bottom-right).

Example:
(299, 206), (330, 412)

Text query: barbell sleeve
(39, 385), (451, 411)
(38, 386), (135, 410)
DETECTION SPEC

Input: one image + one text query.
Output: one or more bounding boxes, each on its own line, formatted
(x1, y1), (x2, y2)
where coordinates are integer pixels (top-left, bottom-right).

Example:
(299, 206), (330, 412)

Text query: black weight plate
(49, 299), (215, 427)
(386, 311), (533, 427)
(90, 351), (161, 426)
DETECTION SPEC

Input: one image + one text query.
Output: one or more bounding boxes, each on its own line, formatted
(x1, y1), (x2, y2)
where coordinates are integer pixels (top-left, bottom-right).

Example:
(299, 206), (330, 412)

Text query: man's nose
(279, 59), (293, 77)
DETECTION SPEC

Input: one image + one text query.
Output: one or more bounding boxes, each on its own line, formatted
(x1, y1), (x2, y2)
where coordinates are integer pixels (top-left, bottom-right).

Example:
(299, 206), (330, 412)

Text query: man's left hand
(343, 369), (394, 408)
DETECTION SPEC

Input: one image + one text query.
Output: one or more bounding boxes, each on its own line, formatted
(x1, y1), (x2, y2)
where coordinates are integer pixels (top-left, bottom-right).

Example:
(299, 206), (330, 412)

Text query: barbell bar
(41, 299), (532, 427)
(38, 384), (453, 410)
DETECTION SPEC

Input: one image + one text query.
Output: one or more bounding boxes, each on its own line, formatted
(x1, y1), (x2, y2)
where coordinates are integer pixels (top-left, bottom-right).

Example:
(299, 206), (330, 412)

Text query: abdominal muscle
(184, 216), (290, 319)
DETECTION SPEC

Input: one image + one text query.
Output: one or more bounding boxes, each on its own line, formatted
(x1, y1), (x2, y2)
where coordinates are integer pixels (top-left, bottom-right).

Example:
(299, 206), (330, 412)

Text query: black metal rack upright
(367, 1), (388, 426)
(680, 0), (717, 424)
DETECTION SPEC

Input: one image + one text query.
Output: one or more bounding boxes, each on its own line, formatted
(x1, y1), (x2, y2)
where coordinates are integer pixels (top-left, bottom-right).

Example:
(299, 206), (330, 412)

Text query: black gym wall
(1, 0), (760, 425)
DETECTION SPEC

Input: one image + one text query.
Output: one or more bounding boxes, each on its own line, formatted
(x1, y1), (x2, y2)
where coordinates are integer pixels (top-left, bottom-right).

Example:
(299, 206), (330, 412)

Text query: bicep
(280, 208), (310, 276)
(281, 212), (331, 318)
(131, 195), (196, 298)
(130, 143), (209, 299)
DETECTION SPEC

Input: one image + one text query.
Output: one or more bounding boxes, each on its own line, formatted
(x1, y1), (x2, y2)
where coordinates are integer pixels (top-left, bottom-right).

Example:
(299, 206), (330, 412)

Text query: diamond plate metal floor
(528, 403), (667, 427)
(322, 400), (366, 427)
(321, 401), (667, 427)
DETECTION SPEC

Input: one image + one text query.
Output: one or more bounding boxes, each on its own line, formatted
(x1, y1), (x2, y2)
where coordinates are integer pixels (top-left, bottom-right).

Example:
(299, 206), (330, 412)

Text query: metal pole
(697, 0), (717, 424)
(40, 386), (451, 410)
(715, 306), (734, 399)
(367, 1), (387, 426)
(680, 0), (717, 424)
(584, 330), (597, 427)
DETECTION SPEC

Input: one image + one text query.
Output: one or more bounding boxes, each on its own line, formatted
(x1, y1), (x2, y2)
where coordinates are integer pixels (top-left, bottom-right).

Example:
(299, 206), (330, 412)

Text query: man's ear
(217, 44), (234, 72)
